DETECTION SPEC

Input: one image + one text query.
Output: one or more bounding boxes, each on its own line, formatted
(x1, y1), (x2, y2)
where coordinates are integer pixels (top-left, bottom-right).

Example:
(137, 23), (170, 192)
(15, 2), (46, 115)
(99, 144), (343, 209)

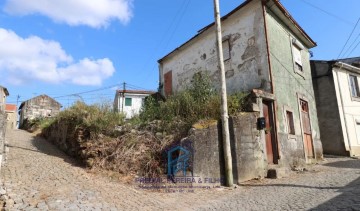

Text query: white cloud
(0, 28), (115, 86)
(4, 0), (133, 28)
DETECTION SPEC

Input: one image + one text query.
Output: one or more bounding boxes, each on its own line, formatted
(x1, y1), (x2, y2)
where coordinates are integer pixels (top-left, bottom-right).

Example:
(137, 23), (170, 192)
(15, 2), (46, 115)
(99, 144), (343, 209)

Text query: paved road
(1, 129), (360, 210)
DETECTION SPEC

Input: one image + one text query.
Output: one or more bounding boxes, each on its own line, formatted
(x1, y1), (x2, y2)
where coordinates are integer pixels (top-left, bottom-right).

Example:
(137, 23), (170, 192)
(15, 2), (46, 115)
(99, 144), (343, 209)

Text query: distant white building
(114, 90), (155, 119)
(312, 59), (360, 157)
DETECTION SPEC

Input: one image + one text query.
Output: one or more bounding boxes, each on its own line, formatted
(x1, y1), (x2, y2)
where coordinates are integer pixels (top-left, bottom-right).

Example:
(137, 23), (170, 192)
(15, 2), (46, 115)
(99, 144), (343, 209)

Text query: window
(349, 75), (360, 98)
(223, 39), (230, 61)
(292, 45), (302, 71)
(286, 111), (295, 135)
(125, 98), (132, 106)
(141, 98), (145, 106)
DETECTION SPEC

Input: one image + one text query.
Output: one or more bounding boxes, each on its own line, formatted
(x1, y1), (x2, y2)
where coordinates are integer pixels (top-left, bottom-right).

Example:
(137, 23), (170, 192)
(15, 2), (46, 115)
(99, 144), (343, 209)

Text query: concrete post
(213, 0), (233, 187)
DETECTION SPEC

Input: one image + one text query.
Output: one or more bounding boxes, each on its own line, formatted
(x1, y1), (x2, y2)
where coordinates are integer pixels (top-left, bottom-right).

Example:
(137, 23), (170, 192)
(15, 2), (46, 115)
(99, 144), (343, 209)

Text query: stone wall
(42, 121), (87, 160)
(230, 113), (267, 183)
(19, 95), (61, 129)
(0, 112), (6, 163)
(185, 112), (267, 185)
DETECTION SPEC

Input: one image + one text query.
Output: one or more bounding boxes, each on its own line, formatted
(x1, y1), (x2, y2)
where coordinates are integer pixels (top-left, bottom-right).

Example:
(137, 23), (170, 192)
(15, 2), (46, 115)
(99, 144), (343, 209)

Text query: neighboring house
(5, 104), (17, 130)
(0, 86), (9, 166)
(158, 0), (322, 167)
(311, 58), (360, 157)
(0, 86), (9, 112)
(19, 95), (61, 128)
(114, 90), (155, 119)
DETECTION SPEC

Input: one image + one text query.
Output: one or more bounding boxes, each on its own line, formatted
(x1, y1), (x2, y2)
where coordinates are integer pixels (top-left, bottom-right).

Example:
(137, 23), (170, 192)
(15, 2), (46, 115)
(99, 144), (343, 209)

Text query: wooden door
(300, 100), (314, 158)
(263, 101), (277, 164)
(164, 71), (172, 97)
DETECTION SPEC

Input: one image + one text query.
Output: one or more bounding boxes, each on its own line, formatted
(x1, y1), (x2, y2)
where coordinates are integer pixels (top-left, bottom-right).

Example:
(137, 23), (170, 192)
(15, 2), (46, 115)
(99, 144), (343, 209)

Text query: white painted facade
(114, 90), (154, 119)
(333, 62), (360, 156)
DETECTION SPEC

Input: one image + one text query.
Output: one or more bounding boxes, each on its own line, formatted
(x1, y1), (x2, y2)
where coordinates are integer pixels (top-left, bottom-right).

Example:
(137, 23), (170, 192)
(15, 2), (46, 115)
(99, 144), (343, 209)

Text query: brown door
(164, 71), (172, 96)
(300, 99), (314, 158)
(263, 101), (278, 164)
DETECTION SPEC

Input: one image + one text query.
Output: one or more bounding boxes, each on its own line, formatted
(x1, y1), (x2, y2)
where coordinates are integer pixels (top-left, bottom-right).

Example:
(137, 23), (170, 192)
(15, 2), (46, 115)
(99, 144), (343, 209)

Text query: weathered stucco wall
(0, 112), (6, 163)
(6, 111), (17, 130)
(265, 7), (322, 164)
(160, 0), (270, 95)
(0, 89), (6, 112)
(311, 61), (347, 156)
(186, 122), (224, 184)
(186, 112), (266, 185)
(230, 113), (267, 183)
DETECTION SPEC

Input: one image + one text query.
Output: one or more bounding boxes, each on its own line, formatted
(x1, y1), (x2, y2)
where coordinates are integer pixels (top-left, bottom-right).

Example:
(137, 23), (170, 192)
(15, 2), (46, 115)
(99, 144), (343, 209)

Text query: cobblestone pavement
(1, 129), (360, 210)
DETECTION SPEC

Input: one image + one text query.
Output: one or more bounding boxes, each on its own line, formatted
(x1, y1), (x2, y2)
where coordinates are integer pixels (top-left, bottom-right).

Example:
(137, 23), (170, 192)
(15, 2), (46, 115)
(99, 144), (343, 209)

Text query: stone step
(266, 165), (290, 179)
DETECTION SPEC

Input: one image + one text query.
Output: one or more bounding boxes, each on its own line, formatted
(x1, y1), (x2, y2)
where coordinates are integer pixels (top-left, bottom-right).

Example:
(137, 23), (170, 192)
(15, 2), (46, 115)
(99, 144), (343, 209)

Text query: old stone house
(5, 104), (17, 130)
(158, 0), (323, 181)
(19, 95), (61, 128)
(0, 86), (9, 166)
(114, 90), (155, 119)
(311, 58), (360, 157)
(0, 86), (9, 112)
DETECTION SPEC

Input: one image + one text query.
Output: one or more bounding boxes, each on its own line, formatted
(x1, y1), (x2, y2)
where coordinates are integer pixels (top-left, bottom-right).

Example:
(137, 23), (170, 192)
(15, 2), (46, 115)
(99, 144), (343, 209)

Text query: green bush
(51, 101), (125, 137)
(138, 72), (249, 135)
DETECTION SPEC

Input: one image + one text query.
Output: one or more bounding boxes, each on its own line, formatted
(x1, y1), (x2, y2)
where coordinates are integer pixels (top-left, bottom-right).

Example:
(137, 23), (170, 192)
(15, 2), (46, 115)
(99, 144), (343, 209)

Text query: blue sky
(1, 0), (360, 107)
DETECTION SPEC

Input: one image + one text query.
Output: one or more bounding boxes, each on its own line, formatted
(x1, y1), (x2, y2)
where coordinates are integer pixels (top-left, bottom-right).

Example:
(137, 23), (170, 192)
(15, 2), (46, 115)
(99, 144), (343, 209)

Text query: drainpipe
(335, 63), (352, 155)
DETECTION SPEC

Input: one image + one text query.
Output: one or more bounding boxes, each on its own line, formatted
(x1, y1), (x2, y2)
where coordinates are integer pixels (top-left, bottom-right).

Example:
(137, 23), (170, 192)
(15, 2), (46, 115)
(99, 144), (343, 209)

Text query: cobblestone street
(1, 129), (360, 210)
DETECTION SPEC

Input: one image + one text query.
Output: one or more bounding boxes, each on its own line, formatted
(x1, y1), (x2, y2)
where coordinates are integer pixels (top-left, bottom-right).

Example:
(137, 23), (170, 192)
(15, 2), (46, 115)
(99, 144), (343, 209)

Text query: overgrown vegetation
(36, 73), (249, 178)
(53, 101), (125, 138)
(139, 73), (249, 136)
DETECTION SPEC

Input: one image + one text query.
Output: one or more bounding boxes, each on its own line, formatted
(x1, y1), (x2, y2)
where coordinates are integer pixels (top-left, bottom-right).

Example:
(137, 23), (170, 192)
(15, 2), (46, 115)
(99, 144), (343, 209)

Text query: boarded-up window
(293, 45), (302, 71)
(286, 111), (295, 135)
(125, 98), (132, 106)
(349, 75), (360, 98)
(223, 39), (230, 61)
(164, 71), (172, 96)
(300, 100), (311, 134)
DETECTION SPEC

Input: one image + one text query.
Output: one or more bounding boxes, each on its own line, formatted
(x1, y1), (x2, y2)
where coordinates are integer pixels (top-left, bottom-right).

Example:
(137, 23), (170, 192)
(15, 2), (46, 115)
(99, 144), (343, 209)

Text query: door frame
(297, 93), (316, 162)
(261, 99), (279, 164)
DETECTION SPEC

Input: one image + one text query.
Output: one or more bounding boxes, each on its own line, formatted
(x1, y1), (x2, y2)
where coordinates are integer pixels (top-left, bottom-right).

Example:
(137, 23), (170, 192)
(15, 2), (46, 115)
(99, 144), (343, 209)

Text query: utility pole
(213, 0), (233, 187)
(121, 82), (126, 113)
(16, 95), (20, 107)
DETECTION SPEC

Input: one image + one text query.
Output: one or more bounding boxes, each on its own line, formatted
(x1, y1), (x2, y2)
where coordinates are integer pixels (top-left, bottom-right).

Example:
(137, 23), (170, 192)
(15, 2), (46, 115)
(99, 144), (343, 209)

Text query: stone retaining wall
(184, 112), (267, 185)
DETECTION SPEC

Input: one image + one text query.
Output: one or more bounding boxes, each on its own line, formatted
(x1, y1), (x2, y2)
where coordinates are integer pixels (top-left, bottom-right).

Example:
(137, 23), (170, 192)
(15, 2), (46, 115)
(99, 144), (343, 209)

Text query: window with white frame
(349, 74), (360, 98)
(292, 44), (303, 72)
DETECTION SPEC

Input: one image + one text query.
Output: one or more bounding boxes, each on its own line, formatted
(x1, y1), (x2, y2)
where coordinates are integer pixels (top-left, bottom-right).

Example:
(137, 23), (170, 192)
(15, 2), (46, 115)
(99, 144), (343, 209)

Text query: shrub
(52, 101), (125, 138)
(138, 72), (249, 135)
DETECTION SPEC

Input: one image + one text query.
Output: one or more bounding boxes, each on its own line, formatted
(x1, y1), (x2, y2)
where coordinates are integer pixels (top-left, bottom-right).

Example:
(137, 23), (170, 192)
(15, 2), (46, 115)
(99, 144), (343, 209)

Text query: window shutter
(293, 46), (302, 66)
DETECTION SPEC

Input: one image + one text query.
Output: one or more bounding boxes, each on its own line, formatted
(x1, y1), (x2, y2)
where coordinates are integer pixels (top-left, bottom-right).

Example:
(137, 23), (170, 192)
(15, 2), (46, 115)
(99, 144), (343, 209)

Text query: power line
(299, 0), (354, 26)
(52, 84), (121, 99)
(143, 0), (192, 80)
(139, 0), (191, 76)
(338, 18), (360, 59)
(346, 40), (360, 58)
(342, 32), (360, 58)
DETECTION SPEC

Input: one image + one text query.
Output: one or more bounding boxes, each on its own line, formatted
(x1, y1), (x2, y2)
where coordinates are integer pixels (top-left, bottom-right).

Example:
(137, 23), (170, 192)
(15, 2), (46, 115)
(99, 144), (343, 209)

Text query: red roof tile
(5, 104), (16, 112)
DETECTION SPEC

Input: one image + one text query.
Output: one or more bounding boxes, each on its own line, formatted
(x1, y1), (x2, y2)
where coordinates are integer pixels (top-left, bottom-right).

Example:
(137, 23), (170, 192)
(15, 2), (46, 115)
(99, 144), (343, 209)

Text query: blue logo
(167, 146), (190, 177)
(165, 140), (193, 178)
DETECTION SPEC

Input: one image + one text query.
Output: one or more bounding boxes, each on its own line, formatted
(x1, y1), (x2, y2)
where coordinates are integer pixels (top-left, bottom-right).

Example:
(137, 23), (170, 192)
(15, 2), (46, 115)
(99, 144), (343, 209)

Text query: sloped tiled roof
(5, 104), (16, 112)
